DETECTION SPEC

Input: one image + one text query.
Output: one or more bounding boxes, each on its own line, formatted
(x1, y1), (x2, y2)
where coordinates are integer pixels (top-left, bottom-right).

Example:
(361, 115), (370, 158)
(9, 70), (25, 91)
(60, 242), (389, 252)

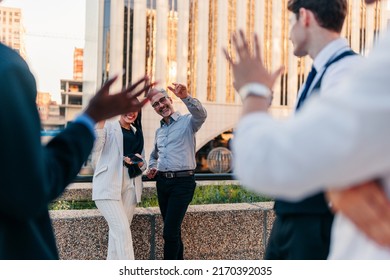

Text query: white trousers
(95, 167), (137, 260)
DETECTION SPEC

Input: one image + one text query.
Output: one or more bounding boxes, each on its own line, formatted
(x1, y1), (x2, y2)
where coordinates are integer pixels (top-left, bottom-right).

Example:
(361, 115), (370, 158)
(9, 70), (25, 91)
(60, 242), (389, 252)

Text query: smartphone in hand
(127, 153), (143, 164)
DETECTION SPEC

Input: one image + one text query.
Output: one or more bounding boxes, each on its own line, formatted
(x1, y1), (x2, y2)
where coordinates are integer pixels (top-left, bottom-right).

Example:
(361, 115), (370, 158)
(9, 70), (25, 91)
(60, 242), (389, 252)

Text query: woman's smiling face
(121, 111), (138, 124)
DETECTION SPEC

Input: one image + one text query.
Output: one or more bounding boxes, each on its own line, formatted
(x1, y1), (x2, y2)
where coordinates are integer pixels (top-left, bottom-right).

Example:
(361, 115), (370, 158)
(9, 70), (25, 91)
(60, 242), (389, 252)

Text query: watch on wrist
(238, 83), (272, 101)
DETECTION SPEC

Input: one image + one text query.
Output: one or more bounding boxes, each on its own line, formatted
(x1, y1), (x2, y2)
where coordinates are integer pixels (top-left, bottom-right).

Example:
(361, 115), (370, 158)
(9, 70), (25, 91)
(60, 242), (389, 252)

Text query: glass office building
(83, 0), (388, 169)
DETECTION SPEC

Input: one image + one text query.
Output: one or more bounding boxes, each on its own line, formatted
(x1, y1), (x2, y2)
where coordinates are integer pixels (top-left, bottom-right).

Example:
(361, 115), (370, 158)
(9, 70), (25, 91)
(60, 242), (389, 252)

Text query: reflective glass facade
(84, 0), (388, 156)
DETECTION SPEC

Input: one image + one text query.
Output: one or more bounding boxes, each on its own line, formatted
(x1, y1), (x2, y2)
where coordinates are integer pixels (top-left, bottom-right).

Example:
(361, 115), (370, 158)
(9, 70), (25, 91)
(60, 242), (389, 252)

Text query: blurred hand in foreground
(326, 180), (390, 247)
(223, 29), (283, 92)
(85, 75), (154, 123)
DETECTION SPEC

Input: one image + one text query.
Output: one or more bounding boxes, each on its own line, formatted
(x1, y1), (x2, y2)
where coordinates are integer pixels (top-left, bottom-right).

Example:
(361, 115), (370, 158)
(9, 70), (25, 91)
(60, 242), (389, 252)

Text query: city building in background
(58, 47), (84, 122)
(38, 48), (85, 143)
(37, 47), (85, 130)
(44, 103), (63, 130)
(58, 47), (85, 124)
(36, 91), (65, 144)
(0, 6), (26, 58)
(36, 92), (64, 130)
(59, 79), (83, 122)
(73, 47), (84, 81)
(36, 92), (52, 121)
(39, 48), (87, 169)
(82, 0), (388, 172)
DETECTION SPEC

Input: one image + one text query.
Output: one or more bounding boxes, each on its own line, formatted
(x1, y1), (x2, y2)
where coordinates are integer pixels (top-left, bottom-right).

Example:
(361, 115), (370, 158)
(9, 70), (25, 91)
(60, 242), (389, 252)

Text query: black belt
(158, 170), (194, 179)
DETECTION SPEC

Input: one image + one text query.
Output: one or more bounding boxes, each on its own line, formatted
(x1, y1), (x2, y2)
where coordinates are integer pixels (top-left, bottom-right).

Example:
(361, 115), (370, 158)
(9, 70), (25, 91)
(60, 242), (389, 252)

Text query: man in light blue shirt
(147, 83), (207, 259)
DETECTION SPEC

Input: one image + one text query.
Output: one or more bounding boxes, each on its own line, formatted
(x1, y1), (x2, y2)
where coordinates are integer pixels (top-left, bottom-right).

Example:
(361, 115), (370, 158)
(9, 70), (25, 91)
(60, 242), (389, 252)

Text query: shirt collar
(160, 111), (181, 127)
(313, 37), (350, 72)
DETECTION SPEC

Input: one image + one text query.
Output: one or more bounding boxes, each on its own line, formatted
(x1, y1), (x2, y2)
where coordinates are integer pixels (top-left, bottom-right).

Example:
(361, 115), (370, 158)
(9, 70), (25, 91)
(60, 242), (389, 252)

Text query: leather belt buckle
(165, 172), (175, 179)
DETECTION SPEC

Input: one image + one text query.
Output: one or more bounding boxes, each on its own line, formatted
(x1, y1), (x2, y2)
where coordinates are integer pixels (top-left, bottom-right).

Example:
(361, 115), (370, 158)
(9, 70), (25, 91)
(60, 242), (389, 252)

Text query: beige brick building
(0, 6), (25, 58)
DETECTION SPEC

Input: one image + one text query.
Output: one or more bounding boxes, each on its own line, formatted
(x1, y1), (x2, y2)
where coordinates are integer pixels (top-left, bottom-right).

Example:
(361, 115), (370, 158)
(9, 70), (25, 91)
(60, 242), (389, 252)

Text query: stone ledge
(51, 202), (275, 260)
(56, 181), (241, 202)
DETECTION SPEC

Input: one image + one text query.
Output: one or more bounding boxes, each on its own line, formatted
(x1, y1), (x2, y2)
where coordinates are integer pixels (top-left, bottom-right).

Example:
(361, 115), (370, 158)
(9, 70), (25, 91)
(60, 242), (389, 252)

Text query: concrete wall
(52, 182), (275, 259)
(51, 202), (275, 260)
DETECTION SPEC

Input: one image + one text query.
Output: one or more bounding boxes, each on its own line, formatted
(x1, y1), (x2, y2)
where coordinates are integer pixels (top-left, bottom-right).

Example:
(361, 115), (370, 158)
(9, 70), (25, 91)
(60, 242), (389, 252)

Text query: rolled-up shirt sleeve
(148, 134), (159, 169)
(182, 96), (207, 132)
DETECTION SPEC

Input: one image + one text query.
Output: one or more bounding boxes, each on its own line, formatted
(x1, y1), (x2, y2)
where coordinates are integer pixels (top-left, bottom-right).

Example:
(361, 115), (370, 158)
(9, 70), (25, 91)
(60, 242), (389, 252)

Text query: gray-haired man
(146, 83), (207, 259)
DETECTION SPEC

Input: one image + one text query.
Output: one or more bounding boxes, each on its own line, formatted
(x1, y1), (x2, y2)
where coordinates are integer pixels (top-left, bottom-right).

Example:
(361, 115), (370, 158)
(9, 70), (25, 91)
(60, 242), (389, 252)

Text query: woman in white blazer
(92, 110), (146, 260)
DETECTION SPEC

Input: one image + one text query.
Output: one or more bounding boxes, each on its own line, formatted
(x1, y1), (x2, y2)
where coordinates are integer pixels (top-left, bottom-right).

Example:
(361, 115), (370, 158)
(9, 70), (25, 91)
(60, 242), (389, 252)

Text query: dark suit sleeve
(0, 48), (94, 219)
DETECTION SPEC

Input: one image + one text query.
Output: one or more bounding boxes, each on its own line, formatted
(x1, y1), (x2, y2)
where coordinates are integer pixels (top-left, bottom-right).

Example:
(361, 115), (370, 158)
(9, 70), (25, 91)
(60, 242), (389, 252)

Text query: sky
(2, 0), (86, 103)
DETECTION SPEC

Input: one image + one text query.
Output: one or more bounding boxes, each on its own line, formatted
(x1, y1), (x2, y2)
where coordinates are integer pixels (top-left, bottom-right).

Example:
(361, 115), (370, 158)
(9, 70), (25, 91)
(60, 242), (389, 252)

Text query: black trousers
(156, 175), (196, 260)
(264, 213), (334, 260)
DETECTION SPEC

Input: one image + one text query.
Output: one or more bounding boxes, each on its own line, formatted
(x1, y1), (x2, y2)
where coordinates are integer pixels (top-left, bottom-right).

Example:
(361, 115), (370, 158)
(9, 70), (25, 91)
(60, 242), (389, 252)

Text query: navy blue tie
(296, 66), (317, 111)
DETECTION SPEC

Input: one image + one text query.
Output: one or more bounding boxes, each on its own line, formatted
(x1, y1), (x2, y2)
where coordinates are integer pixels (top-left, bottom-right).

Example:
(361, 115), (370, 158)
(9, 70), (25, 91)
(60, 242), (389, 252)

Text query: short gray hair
(149, 88), (168, 97)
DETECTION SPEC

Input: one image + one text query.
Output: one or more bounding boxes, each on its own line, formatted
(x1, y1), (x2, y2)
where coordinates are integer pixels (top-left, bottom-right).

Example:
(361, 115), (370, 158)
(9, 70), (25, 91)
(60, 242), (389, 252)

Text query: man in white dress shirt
(261, 0), (361, 260)
(224, 0), (390, 259)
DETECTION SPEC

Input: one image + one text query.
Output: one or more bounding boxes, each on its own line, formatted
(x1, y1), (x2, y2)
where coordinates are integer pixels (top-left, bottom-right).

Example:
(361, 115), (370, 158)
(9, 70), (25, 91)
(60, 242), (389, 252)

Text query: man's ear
(298, 7), (311, 27)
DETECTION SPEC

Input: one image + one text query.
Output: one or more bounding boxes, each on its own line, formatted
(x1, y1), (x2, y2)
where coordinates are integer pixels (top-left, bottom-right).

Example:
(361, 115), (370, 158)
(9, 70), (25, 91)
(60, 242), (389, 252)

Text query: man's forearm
(148, 149), (158, 169)
(183, 96), (207, 130)
(183, 97), (207, 118)
(241, 95), (270, 116)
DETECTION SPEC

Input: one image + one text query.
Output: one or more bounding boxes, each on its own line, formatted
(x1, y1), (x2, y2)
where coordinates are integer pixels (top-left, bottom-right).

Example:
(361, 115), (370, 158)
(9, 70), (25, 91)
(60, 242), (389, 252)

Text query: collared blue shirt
(149, 96), (207, 171)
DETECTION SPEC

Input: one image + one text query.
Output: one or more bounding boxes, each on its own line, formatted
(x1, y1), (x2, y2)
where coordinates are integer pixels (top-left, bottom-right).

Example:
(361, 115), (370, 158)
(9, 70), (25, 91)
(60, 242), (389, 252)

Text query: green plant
(138, 196), (159, 208)
(191, 184), (270, 205)
(49, 184), (272, 210)
(49, 200), (97, 210)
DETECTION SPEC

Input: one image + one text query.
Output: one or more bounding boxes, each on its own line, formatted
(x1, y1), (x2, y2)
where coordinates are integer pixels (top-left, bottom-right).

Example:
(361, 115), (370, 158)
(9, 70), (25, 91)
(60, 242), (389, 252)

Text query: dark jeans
(156, 175), (196, 260)
(265, 213), (334, 260)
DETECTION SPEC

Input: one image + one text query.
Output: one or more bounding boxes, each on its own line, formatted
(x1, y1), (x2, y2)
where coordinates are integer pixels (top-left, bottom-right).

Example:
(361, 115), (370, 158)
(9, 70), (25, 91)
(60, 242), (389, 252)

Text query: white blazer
(91, 120), (145, 202)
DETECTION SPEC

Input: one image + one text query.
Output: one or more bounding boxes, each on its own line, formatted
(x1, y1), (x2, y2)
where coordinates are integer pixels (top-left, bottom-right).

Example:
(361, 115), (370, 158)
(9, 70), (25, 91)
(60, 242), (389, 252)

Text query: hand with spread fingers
(223, 30), (283, 92)
(326, 180), (390, 247)
(85, 75), (153, 123)
(168, 83), (189, 99)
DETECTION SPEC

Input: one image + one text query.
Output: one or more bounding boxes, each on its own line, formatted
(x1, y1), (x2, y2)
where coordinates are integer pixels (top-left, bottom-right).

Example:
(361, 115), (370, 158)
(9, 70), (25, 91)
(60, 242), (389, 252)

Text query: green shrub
(49, 200), (97, 210)
(49, 184), (271, 210)
(191, 184), (270, 205)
